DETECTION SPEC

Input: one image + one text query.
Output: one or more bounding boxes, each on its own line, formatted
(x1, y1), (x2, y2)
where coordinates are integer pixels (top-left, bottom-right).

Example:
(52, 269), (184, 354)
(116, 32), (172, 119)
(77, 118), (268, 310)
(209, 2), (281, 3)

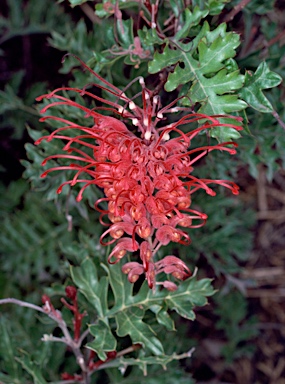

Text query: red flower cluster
(36, 59), (242, 290)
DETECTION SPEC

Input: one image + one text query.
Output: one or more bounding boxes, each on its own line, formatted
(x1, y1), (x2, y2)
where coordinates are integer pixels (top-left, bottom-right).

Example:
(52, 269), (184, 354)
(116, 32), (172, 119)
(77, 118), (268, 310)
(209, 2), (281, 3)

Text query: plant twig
(80, 3), (102, 25)
(272, 110), (285, 132)
(222, 0), (252, 23)
(267, 30), (285, 49)
(0, 297), (90, 384)
(78, 328), (90, 346)
(0, 298), (46, 313)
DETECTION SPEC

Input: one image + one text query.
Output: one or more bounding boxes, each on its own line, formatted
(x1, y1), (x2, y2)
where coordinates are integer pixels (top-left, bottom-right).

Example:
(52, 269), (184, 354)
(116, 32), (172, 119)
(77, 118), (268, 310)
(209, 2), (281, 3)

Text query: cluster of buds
(36, 57), (242, 290)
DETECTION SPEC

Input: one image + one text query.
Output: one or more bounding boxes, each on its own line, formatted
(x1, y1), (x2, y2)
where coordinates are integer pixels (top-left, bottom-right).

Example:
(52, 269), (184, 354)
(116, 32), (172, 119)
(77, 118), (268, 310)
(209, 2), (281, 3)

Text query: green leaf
(174, 7), (209, 41)
(116, 307), (164, 356)
(165, 276), (214, 320)
(244, 0), (275, 15)
(239, 62), (282, 113)
(67, 0), (89, 6)
(105, 262), (165, 355)
(149, 23), (246, 141)
(0, 182), (71, 290)
(100, 349), (194, 375)
(88, 320), (117, 361)
(16, 351), (47, 384)
(138, 26), (165, 46)
(105, 260), (133, 313)
(106, 262), (214, 321)
(116, 18), (134, 48)
(0, 372), (19, 384)
(72, 258), (213, 359)
(70, 258), (105, 317)
(150, 304), (175, 331)
(207, 0), (230, 15)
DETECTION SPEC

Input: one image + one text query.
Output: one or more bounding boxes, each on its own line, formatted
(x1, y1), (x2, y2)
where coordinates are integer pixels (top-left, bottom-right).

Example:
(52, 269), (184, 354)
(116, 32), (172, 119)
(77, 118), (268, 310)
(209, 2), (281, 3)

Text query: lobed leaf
(71, 257), (214, 359)
(16, 352), (47, 384)
(173, 7), (209, 41)
(239, 61), (282, 113)
(100, 349), (194, 376)
(164, 277), (214, 320)
(149, 22), (246, 141)
(116, 307), (164, 356)
(70, 258), (105, 317)
(88, 320), (117, 361)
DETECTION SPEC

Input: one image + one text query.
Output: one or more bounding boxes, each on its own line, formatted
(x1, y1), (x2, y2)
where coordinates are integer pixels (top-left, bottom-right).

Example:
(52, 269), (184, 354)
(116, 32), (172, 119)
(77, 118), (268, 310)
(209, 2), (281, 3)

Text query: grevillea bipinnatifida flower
(36, 59), (242, 291)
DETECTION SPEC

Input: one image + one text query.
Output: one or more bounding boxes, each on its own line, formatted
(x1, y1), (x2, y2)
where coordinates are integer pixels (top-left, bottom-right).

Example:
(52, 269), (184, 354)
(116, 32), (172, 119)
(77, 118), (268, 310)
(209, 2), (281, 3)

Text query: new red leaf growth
(61, 285), (86, 341)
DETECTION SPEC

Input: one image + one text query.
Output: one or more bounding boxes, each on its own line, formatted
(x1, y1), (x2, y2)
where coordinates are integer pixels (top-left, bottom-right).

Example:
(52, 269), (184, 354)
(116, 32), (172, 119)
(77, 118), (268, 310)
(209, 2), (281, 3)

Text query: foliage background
(1, 0), (285, 383)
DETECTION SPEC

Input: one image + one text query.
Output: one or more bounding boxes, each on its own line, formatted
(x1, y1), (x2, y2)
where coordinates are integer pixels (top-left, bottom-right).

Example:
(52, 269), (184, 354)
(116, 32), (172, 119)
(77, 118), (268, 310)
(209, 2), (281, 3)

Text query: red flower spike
(65, 285), (77, 300)
(61, 372), (75, 380)
(61, 372), (82, 381)
(36, 57), (242, 290)
(61, 286), (86, 341)
(41, 294), (61, 319)
(106, 351), (117, 359)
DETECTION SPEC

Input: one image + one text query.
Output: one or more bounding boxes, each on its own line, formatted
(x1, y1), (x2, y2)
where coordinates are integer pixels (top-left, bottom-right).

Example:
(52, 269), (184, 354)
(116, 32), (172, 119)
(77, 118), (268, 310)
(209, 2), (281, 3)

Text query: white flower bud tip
(162, 132), (170, 141)
(144, 131), (151, 140)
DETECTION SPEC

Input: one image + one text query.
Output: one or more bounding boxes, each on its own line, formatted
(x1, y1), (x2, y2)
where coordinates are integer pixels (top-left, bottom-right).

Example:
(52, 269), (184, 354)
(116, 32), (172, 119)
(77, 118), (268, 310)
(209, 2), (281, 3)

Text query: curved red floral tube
(36, 58), (242, 290)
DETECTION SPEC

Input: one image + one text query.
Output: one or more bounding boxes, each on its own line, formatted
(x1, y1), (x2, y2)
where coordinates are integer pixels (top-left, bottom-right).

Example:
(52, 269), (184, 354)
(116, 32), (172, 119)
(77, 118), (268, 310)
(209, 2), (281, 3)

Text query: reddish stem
(61, 286), (86, 342)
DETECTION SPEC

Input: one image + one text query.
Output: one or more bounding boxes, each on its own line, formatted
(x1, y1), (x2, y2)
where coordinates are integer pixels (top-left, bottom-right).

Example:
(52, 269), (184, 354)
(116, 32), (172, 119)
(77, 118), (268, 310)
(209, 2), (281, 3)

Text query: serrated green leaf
(207, 0), (230, 15)
(151, 304), (175, 331)
(105, 260), (133, 313)
(188, 0), (229, 15)
(117, 18), (134, 48)
(165, 277), (214, 320)
(116, 307), (164, 356)
(106, 263), (214, 321)
(149, 22), (246, 141)
(105, 263), (164, 355)
(169, 0), (185, 17)
(88, 320), (117, 361)
(94, 3), (109, 18)
(72, 258), (213, 359)
(70, 257), (104, 317)
(138, 26), (165, 46)
(239, 62), (282, 113)
(174, 7), (209, 41)
(16, 352), (47, 384)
